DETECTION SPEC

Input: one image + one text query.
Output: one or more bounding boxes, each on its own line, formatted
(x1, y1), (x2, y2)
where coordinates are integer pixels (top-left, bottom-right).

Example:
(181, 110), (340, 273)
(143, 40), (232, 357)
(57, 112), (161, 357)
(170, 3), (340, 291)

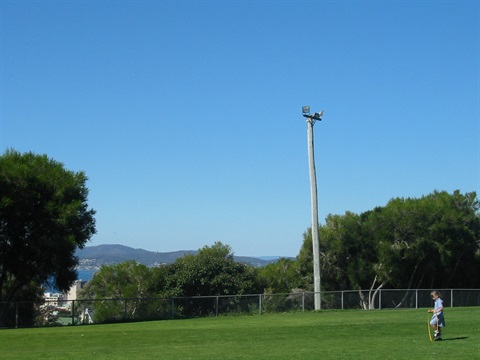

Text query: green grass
(1, 307), (479, 359)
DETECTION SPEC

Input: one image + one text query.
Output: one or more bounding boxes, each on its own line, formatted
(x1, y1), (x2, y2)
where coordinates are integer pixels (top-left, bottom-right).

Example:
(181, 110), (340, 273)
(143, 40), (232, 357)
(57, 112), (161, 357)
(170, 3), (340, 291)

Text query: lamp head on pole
(312, 111), (323, 120)
(302, 106), (311, 115)
(302, 106), (324, 122)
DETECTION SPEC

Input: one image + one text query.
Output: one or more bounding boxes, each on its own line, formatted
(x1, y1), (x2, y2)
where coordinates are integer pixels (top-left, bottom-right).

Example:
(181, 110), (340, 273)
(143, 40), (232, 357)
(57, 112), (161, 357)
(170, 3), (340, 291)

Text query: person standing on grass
(428, 290), (445, 340)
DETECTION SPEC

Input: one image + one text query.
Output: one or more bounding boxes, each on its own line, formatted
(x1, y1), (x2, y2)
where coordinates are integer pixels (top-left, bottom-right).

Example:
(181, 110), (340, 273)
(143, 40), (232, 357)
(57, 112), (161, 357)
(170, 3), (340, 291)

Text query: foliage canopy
(79, 242), (262, 320)
(297, 190), (480, 306)
(0, 150), (96, 325)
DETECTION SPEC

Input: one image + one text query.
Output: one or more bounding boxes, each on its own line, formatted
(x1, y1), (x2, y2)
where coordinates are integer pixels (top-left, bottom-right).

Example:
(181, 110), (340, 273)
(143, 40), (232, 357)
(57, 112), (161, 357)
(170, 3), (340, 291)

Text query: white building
(64, 280), (87, 302)
(43, 292), (65, 307)
(43, 280), (87, 308)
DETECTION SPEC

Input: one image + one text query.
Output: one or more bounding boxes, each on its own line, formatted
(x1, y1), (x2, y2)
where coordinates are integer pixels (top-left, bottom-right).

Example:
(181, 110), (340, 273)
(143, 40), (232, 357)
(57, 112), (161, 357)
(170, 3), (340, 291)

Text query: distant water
(77, 269), (96, 282)
(44, 270), (95, 292)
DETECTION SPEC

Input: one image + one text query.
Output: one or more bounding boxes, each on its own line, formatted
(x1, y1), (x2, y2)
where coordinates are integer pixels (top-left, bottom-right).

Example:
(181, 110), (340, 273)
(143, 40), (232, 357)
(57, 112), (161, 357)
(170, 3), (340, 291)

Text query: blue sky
(1, 1), (479, 257)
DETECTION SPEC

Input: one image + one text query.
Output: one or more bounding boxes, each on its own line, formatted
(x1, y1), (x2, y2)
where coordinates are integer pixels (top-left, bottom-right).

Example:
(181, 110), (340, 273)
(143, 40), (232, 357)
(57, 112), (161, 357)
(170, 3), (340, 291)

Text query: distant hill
(76, 244), (279, 270)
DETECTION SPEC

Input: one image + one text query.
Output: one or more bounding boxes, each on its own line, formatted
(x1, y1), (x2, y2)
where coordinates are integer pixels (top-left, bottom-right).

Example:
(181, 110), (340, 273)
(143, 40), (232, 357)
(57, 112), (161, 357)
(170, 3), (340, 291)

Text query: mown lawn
(1, 307), (479, 359)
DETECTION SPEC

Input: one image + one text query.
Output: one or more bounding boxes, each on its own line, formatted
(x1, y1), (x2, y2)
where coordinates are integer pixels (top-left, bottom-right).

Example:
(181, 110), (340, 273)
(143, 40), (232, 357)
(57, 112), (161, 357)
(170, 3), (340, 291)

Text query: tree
(79, 261), (156, 323)
(257, 257), (302, 294)
(370, 190), (480, 290)
(256, 258), (306, 313)
(0, 150), (96, 326)
(165, 242), (260, 297)
(163, 242), (261, 316)
(77, 243), (263, 321)
(80, 261), (154, 300)
(297, 211), (379, 308)
(297, 190), (480, 309)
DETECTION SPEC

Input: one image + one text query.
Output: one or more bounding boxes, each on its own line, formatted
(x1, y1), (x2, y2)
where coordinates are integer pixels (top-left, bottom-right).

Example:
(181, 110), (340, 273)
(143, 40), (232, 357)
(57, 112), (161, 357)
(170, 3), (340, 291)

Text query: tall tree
(0, 150), (96, 325)
(297, 190), (480, 308)
(165, 242), (260, 298)
(297, 211), (374, 290)
(371, 190), (480, 290)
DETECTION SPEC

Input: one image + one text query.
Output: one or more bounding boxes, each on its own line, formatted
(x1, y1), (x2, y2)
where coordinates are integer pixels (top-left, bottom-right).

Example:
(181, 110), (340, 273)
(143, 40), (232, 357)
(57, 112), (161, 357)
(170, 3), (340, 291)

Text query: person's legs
(430, 317), (442, 340)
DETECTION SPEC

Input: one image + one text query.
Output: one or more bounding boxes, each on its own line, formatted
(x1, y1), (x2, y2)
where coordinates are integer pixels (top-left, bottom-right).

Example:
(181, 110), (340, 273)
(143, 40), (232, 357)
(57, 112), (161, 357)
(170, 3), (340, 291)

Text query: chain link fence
(2, 288), (479, 328)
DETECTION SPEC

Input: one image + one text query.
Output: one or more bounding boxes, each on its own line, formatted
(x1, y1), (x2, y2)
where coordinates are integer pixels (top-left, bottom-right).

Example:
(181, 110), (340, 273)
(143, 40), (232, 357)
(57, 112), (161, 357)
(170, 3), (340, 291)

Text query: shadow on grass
(441, 337), (468, 341)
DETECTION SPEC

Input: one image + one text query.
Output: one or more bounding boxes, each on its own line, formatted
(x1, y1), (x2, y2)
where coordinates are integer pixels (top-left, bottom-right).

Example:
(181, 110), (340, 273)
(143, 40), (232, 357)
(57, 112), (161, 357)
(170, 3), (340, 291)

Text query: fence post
(341, 291), (344, 310)
(71, 300), (75, 325)
(215, 296), (219, 317)
(379, 290), (382, 310)
(302, 292), (305, 312)
(259, 295), (262, 315)
(451, 289), (453, 308)
(415, 290), (418, 309)
(15, 303), (19, 328)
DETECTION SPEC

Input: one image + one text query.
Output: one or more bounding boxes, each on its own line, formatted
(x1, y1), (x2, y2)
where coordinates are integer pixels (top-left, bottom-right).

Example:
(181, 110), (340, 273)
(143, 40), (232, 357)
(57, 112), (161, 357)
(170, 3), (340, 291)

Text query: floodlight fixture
(312, 111), (324, 120)
(303, 108), (324, 124)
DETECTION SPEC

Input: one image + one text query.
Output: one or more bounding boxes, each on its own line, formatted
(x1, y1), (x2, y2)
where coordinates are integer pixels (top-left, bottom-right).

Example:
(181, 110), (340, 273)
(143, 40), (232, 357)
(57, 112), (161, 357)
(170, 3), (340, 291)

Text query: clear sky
(1, 1), (479, 257)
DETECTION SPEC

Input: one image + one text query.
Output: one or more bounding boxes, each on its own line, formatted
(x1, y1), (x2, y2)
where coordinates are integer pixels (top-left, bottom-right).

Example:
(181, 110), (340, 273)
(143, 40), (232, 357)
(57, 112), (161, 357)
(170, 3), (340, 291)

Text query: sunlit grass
(1, 307), (479, 359)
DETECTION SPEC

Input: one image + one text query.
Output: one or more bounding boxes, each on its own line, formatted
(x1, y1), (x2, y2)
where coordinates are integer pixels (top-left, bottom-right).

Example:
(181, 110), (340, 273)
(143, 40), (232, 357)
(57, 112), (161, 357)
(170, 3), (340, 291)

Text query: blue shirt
(434, 298), (443, 315)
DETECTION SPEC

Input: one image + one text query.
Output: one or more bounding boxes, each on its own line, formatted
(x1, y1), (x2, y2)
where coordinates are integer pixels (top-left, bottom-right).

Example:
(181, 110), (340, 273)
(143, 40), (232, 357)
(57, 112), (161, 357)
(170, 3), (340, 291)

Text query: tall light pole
(302, 105), (323, 310)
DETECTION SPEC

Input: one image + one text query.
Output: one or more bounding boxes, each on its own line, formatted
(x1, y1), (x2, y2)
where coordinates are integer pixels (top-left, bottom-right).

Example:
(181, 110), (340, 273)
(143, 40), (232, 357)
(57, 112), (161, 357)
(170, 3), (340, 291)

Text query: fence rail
(1, 288), (479, 328)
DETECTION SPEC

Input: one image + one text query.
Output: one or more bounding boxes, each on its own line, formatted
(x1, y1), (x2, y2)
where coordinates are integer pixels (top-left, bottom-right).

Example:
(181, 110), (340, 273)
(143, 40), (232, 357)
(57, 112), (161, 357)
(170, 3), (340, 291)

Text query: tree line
(1, 150), (479, 326)
(297, 190), (480, 308)
(79, 191), (480, 315)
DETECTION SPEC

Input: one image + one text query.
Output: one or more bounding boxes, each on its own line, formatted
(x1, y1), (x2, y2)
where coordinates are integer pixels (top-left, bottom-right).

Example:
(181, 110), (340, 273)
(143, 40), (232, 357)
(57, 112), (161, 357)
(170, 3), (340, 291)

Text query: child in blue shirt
(428, 290), (445, 340)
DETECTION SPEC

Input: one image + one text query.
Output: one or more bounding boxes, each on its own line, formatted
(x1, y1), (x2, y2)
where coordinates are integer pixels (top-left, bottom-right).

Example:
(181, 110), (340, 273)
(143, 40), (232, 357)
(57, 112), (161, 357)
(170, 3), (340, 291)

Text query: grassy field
(1, 307), (479, 359)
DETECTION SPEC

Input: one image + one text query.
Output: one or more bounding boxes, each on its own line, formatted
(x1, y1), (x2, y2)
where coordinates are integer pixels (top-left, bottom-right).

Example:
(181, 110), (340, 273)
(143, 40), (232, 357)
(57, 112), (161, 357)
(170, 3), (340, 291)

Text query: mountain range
(76, 244), (281, 270)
